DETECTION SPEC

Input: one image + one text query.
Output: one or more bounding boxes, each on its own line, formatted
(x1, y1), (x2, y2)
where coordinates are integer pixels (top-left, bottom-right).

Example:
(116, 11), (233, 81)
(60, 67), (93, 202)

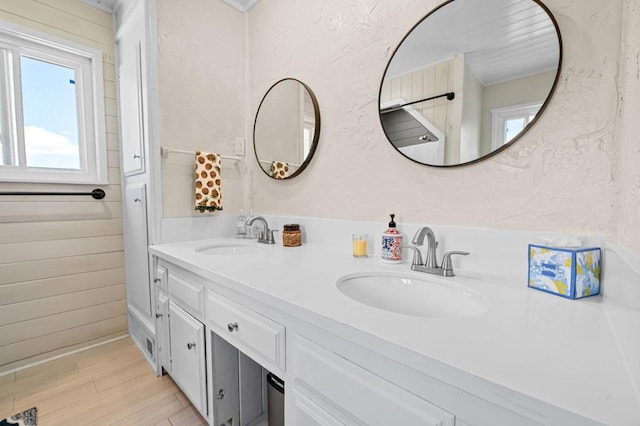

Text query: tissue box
(528, 245), (601, 299)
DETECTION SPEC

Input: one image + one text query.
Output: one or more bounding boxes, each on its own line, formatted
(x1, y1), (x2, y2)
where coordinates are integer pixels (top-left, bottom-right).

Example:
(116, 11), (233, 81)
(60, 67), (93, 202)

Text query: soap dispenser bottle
(381, 214), (403, 263)
(235, 208), (247, 238)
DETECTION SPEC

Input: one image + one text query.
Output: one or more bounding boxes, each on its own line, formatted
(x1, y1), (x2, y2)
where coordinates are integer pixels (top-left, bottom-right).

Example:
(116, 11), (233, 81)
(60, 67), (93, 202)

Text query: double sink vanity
(110, 0), (640, 423)
(148, 222), (639, 426)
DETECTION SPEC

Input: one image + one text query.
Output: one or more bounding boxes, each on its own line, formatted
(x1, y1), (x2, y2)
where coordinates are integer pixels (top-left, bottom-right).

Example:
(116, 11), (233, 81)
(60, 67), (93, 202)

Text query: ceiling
(81, 0), (117, 13)
(386, 0), (560, 86)
(81, 0), (260, 13)
(222, 0), (260, 12)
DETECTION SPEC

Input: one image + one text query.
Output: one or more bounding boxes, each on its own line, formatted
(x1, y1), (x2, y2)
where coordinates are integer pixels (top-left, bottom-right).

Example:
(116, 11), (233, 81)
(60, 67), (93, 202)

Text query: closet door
(117, 8), (145, 176)
(123, 183), (151, 317)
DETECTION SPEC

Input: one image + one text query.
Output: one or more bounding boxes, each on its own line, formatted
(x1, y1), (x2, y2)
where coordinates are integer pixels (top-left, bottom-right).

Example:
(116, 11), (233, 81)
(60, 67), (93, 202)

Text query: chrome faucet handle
(267, 229), (279, 244)
(400, 244), (423, 266)
(441, 251), (469, 277)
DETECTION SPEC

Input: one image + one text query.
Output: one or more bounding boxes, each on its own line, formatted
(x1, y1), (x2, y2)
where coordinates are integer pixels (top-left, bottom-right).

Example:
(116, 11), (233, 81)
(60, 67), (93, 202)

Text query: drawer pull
(153, 278), (161, 283)
(227, 322), (238, 332)
(155, 313), (163, 318)
(187, 342), (196, 350)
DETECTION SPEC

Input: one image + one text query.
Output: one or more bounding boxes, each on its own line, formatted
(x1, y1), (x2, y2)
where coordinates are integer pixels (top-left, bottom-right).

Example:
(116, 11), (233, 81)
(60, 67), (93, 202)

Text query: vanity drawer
(168, 271), (204, 317)
(207, 291), (285, 371)
(294, 337), (454, 426)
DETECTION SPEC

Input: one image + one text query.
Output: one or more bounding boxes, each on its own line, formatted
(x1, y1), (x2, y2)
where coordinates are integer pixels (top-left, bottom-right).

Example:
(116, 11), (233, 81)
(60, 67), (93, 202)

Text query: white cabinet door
(169, 301), (207, 417)
(117, 13), (145, 177)
(156, 292), (170, 371)
(123, 184), (151, 317)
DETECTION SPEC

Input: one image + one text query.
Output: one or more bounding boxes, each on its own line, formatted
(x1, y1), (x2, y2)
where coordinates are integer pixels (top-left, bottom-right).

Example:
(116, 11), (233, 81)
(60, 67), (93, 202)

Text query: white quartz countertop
(150, 238), (640, 424)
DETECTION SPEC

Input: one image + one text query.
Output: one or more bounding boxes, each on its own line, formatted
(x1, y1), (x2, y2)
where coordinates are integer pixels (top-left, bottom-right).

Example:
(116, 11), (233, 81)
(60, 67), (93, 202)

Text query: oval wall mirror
(379, 0), (562, 167)
(254, 78), (321, 179)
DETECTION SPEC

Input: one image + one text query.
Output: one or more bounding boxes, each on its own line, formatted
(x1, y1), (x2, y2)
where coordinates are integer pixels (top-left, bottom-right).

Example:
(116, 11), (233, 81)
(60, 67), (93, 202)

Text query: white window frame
(0, 20), (107, 185)
(491, 101), (542, 150)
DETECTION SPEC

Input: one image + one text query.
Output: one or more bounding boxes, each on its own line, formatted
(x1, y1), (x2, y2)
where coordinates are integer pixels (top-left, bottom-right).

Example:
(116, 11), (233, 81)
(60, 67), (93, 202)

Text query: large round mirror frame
(378, 0), (563, 167)
(253, 78), (321, 180)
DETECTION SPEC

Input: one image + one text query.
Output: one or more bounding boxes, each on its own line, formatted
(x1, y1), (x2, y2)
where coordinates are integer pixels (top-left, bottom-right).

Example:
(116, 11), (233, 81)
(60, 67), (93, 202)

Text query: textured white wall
(158, 0), (246, 217)
(615, 0), (640, 256)
(247, 0), (623, 240)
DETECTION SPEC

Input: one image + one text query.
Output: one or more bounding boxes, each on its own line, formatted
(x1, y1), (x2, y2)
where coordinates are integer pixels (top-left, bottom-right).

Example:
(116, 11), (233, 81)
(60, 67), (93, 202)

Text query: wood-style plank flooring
(0, 337), (207, 425)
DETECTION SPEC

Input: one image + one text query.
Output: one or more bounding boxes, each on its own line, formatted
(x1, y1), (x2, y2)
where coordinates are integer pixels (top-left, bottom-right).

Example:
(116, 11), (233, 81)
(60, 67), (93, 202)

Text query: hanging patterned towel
(270, 160), (290, 179)
(194, 151), (223, 212)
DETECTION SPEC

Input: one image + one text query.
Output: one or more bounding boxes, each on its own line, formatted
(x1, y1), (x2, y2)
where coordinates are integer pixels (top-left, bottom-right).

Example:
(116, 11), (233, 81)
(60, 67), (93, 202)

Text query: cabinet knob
(155, 313), (163, 318)
(217, 389), (225, 400)
(187, 342), (196, 350)
(227, 322), (238, 332)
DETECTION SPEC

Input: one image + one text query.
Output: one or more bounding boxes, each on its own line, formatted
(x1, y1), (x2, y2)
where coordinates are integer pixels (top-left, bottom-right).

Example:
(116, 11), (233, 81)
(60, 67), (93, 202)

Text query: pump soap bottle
(381, 214), (403, 263)
(235, 208), (247, 238)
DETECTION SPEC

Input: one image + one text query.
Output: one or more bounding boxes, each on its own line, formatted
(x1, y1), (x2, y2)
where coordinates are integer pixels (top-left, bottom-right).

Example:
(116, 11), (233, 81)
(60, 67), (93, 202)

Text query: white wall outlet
(234, 137), (246, 156)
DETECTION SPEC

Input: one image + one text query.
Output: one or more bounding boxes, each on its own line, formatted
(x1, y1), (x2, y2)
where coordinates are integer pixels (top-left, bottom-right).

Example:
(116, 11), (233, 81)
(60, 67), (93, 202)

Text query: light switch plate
(234, 137), (246, 156)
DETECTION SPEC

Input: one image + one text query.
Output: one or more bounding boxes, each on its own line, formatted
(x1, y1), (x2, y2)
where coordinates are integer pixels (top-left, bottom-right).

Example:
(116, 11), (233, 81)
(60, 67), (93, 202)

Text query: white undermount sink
(195, 242), (260, 256)
(336, 272), (488, 318)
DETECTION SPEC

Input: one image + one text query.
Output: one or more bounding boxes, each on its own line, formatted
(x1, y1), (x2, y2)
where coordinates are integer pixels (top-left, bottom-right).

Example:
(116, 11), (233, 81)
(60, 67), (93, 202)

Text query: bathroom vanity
(149, 234), (640, 426)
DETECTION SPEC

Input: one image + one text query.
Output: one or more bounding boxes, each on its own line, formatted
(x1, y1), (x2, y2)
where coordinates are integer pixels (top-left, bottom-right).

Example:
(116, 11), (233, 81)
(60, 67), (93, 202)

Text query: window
(0, 20), (107, 184)
(491, 102), (542, 149)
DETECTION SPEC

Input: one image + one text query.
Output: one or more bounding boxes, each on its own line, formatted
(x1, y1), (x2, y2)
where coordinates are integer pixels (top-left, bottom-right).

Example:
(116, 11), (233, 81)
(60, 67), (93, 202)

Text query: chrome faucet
(406, 226), (469, 277)
(411, 226), (438, 268)
(246, 215), (277, 244)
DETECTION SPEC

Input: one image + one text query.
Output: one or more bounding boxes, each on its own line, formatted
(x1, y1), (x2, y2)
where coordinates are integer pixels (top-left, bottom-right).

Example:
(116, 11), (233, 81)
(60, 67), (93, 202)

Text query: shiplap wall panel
(0, 0), (126, 371)
(0, 268), (125, 305)
(107, 132), (119, 150)
(0, 219), (123, 243)
(104, 63), (116, 82)
(0, 318), (128, 367)
(381, 57), (468, 163)
(0, 300), (126, 346)
(0, 201), (122, 223)
(0, 253), (124, 286)
(0, 0), (115, 50)
(104, 81), (117, 100)
(106, 115), (119, 133)
(105, 98), (118, 117)
(0, 284), (126, 325)
(107, 149), (120, 167)
(109, 167), (121, 185)
(0, 235), (123, 264)
(34, 0), (114, 28)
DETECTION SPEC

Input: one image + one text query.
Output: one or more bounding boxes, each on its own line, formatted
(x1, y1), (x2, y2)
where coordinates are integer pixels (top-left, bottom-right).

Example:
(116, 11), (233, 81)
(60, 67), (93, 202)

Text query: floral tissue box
(528, 244), (601, 299)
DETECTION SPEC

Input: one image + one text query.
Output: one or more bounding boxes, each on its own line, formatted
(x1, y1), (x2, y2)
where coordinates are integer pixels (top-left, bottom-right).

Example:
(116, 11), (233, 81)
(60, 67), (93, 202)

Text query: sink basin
(195, 243), (259, 256)
(336, 272), (488, 318)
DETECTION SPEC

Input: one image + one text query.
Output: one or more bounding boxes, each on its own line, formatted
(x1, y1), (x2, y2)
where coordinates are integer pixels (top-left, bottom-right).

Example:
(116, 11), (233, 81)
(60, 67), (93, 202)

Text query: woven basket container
(282, 224), (302, 247)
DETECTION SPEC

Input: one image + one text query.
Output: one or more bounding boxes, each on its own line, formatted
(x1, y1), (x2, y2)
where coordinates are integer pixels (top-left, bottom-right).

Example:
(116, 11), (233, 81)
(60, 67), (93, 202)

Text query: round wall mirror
(254, 78), (320, 179)
(379, 0), (562, 167)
